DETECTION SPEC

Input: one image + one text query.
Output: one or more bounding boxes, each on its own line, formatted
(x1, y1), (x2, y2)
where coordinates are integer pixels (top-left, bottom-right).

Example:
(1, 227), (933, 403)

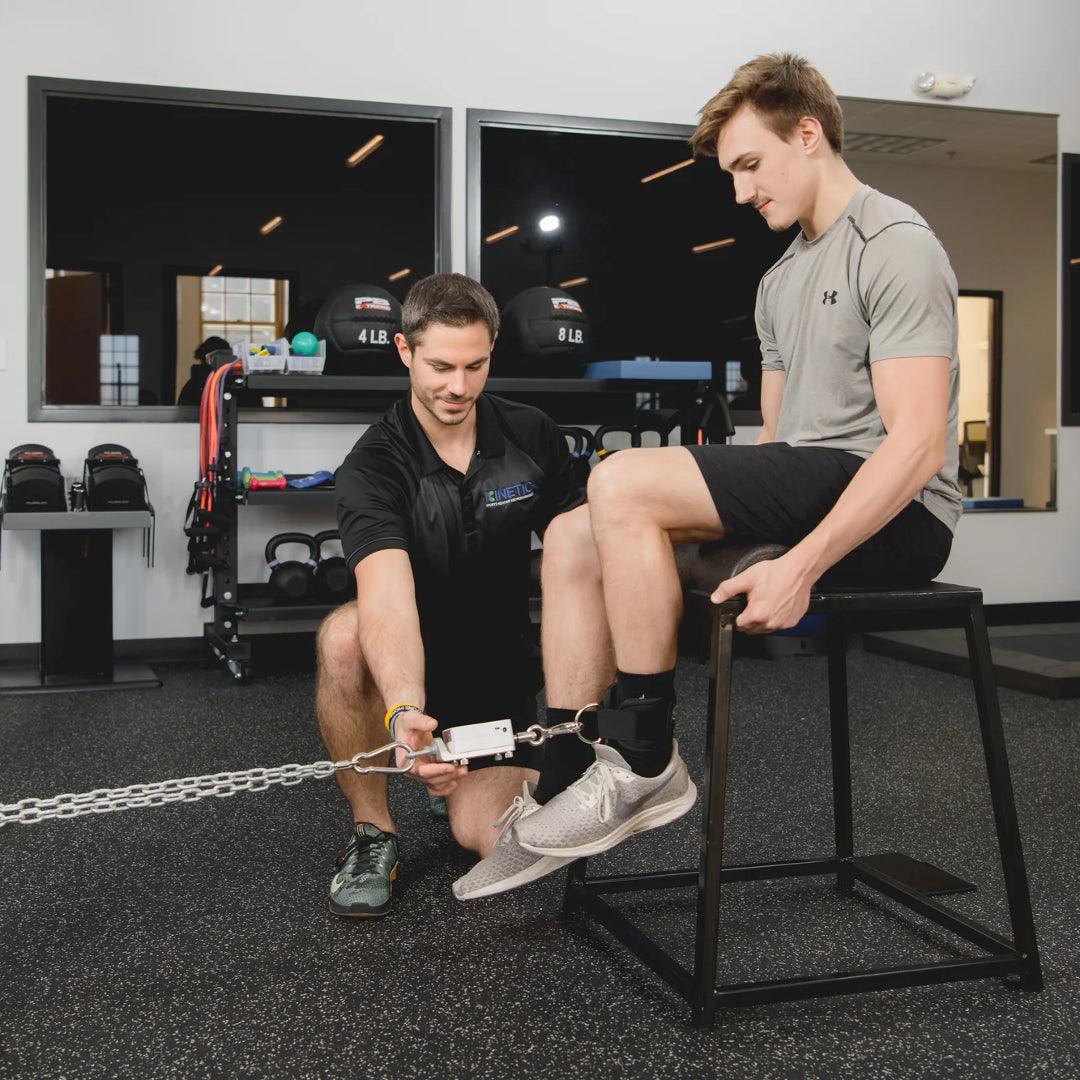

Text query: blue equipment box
(961, 497), (1025, 510)
(584, 360), (713, 380)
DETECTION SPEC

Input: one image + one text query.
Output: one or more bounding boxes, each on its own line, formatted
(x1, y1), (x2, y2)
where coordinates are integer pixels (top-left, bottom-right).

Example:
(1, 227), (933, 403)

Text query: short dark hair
(401, 273), (500, 349)
(691, 52), (844, 159)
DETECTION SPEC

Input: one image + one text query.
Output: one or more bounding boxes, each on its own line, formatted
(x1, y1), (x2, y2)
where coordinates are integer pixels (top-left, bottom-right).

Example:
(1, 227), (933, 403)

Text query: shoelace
(337, 833), (390, 876)
(571, 760), (628, 823)
(492, 794), (530, 845)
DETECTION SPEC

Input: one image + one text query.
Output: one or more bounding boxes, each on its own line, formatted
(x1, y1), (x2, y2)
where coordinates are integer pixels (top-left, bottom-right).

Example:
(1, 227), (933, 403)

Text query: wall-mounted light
(347, 134), (385, 167)
(259, 215), (283, 236)
(691, 237), (736, 254)
(912, 72), (976, 100)
(641, 159), (694, 184)
(207, 264), (223, 277)
(1071, 257), (1080, 266)
(485, 225), (519, 244)
(388, 267), (411, 282)
(558, 276), (589, 288)
(538, 214), (561, 233)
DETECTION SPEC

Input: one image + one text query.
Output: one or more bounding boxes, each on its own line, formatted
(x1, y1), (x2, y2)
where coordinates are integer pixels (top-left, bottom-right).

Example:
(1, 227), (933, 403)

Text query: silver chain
(0, 740), (421, 828)
(0, 712), (602, 830)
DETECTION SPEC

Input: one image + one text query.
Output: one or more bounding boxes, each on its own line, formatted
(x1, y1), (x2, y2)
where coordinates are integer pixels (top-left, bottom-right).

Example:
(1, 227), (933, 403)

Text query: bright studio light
(538, 214), (561, 233)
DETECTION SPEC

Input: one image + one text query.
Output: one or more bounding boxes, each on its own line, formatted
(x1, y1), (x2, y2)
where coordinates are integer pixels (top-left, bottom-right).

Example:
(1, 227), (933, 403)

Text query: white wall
(1, 0), (1079, 645)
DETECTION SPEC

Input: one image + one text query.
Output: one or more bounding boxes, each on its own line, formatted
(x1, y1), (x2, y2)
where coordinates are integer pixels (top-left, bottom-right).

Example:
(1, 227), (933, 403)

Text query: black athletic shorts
(424, 687), (542, 772)
(686, 443), (953, 585)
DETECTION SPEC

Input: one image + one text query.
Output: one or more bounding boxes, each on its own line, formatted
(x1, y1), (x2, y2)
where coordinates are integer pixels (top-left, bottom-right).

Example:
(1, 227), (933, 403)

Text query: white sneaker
(451, 782), (575, 900)
(514, 741), (696, 859)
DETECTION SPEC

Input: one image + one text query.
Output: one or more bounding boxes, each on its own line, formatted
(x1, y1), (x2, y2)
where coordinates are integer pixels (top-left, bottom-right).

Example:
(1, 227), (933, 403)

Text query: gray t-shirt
(756, 184), (962, 532)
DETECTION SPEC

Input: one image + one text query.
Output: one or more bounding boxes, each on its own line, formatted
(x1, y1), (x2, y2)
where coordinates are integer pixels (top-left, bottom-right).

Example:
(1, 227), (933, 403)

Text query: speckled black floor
(1, 647), (1078, 1079)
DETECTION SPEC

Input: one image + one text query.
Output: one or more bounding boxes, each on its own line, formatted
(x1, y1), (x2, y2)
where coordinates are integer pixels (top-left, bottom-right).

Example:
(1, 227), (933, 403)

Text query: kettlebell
(559, 425), (596, 488)
(313, 529), (354, 601)
(594, 424), (638, 459)
(265, 532), (319, 602)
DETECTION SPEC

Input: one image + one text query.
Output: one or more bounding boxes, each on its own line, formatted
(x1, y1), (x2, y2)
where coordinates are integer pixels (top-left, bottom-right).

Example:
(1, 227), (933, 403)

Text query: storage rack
(204, 371), (721, 681)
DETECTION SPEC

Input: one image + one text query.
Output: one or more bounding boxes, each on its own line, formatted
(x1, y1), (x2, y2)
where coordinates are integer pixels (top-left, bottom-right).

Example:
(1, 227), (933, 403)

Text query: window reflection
(42, 90), (441, 411)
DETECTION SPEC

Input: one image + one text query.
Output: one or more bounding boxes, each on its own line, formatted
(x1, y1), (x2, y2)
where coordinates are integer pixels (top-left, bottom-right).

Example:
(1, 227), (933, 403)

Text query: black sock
(616, 669), (676, 703)
(611, 669), (676, 778)
(533, 707), (596, 805)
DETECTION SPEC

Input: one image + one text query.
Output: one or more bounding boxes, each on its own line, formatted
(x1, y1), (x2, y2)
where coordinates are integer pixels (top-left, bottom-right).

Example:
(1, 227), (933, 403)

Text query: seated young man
(465, 52), (963, 889)
(317, 272), (601, 916)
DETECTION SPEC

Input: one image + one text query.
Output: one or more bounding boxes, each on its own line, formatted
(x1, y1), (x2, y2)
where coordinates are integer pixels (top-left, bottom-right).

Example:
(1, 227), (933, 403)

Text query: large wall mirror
(469, 101), (1058, 510)
(29, 78), (450, 421)
(467, 109), (793, 420)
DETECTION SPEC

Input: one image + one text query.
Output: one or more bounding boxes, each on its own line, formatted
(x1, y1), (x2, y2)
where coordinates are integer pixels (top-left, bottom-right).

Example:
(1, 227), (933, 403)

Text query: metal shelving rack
(204, 372), (719, 682)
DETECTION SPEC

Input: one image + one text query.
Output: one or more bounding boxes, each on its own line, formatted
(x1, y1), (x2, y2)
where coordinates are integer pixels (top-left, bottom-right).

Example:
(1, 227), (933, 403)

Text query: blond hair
(691, 53), (844, 159)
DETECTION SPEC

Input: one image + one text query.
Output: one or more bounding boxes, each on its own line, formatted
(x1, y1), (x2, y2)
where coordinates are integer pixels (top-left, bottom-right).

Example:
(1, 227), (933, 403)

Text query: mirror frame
(27, 76), (452, 423)
(1063, 152), (1079, 426)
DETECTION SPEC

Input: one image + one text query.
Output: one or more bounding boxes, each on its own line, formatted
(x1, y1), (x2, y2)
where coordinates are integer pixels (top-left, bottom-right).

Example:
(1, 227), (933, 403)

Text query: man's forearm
(356, 601), (426, 715)
(787, 434), (943, 582)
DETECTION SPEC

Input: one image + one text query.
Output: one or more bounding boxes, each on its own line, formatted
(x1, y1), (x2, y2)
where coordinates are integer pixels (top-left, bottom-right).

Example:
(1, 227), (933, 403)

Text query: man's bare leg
(539, 504), (614, 708)
(530, 504), (615, 802)
(508, 447), (723, 859)
(587, 446), (724, 673)
(447, 765), (539, 857)
(315, 602), (395, 833)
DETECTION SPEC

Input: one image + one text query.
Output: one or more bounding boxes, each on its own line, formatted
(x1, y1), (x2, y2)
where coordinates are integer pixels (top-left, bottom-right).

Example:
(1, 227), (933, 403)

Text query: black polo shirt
(335, 393), (585, 705)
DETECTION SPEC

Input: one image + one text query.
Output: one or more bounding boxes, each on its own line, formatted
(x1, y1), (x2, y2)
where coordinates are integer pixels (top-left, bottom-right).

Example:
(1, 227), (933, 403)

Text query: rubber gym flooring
(1, 646), (1078, 1079)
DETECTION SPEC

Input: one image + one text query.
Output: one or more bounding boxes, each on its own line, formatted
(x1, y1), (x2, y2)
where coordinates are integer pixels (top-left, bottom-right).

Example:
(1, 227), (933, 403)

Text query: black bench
(563, 543), (1043, 1028)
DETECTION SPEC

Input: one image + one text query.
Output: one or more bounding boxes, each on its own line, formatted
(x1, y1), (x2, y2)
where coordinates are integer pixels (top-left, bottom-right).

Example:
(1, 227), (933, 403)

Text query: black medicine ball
(314, 284), (402, 373)
(496, 287), (589, 375)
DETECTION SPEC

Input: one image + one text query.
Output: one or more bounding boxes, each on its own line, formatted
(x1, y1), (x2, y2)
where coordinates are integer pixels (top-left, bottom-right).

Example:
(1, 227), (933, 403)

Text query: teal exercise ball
(291, 331), (319, 356)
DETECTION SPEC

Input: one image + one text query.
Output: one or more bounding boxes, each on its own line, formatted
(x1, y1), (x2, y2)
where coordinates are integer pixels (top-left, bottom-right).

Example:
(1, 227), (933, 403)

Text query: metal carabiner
(347, 740), (433, 775)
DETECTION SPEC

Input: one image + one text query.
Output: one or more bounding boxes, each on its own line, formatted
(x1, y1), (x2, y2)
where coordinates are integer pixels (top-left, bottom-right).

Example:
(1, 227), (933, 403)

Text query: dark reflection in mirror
(478, 124), (795, 409)
(44, 94), (439, 410)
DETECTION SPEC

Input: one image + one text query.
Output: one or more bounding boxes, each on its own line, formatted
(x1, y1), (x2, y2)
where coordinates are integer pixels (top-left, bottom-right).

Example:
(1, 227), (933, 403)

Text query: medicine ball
(496, 287), (589, 375)
(314, 284), (402, 374)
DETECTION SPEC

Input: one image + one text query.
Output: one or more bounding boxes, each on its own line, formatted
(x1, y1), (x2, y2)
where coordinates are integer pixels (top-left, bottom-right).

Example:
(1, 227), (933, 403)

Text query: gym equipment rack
(203, 371), (728, 682)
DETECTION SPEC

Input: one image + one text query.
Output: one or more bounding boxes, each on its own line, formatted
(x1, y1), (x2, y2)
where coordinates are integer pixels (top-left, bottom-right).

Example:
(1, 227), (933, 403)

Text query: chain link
(0, 740), (420, 828)
(0, 712), (596, 830)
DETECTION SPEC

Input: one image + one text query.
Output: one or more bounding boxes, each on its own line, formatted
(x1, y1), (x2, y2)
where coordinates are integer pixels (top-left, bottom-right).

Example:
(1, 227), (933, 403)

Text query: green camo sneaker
(329, 823), (399, 918)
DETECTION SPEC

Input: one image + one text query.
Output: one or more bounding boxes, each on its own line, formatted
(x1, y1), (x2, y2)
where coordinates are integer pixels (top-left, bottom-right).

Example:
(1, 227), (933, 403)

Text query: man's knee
(541, 504), (598, 582)
(586, 451), (643, 520)
(316, 602), (365, 675)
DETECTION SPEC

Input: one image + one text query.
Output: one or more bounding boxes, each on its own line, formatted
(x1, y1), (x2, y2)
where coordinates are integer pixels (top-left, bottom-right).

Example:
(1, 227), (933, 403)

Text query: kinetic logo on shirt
(484, 481), (535, 508)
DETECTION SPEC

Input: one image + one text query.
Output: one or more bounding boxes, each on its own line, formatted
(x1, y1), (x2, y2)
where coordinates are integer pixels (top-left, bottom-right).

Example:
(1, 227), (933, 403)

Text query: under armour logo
(823, 290), (838, 305)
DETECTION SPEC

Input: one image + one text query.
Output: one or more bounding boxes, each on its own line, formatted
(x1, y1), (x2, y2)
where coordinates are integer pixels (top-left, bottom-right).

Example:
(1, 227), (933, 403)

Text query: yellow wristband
(384, 703), (421, 732)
